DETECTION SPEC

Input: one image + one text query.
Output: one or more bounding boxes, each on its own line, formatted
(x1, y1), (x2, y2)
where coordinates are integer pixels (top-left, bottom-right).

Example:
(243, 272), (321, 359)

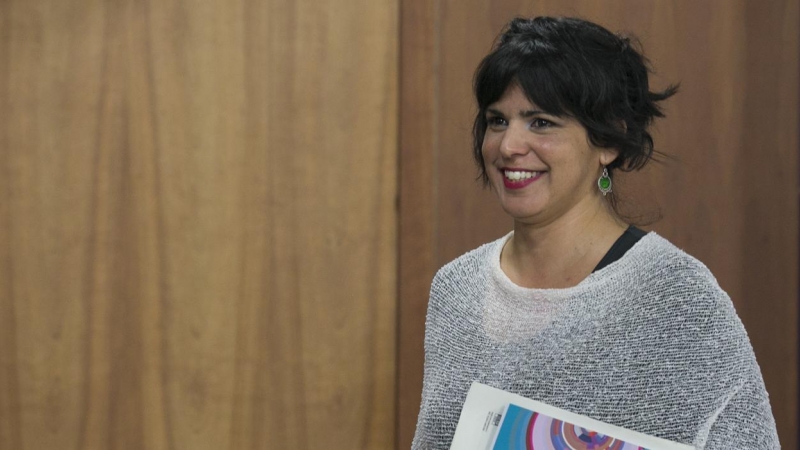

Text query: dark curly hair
(473, 16), (678, 189)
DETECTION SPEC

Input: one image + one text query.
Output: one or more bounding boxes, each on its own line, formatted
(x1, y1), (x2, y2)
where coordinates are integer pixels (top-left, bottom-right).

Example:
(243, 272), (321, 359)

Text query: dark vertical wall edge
(397, 0), (437, 448)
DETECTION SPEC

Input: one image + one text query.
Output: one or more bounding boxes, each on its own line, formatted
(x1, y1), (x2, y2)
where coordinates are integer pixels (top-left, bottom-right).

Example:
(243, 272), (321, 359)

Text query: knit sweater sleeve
(682, 264), (781, 449)
(699, 370), (780, 449)
(410, 330), (439, 450)
(411, 251), (485, 450)
(411, 266), (455, 450)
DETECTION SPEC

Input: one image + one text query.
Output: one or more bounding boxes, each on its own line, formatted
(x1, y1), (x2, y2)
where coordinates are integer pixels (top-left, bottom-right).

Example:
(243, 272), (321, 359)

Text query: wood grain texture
(397, 0), (437, 448)
(398, 0), (798, 448)
(0, 0), (398, 449)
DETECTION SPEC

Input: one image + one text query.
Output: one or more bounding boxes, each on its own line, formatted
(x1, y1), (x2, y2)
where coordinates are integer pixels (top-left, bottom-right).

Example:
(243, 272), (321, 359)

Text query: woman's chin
(499, 202), (545, 222)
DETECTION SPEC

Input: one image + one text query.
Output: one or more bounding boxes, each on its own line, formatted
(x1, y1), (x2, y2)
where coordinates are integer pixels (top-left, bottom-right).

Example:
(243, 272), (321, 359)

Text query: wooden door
(0, 0), (398, 448)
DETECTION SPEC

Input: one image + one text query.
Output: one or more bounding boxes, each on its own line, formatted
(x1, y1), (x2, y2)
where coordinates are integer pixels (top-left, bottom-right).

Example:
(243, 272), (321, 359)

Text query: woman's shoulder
(625, 232), (723, 293)
(424, 235), (506, 328)
(611, 234), (760, 383)
(632, 232), (708, 267)
(431, 232), (509, 288)
(625, 232), (748, 336)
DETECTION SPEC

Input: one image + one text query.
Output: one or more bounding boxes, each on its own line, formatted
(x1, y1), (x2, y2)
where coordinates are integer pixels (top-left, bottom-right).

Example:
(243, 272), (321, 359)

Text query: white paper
(450, 382), (695, 450)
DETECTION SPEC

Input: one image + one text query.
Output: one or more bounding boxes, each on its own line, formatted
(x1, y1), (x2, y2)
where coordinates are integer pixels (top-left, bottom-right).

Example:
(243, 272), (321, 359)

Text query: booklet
(450, 382), (694, 450)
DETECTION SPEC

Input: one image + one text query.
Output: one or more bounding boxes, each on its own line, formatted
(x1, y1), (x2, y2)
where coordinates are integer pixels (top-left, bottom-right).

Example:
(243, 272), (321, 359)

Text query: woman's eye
(487, 116), (507, 128)
(531, 118), (552, 128)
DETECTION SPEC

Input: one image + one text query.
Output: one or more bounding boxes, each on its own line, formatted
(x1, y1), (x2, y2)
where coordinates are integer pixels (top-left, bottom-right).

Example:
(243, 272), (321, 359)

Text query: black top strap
(592, 225), (647, 272)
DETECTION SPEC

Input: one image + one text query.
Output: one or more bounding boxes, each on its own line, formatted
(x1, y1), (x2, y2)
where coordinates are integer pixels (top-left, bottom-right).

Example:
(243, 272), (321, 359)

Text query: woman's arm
(698, 371), (780, 449)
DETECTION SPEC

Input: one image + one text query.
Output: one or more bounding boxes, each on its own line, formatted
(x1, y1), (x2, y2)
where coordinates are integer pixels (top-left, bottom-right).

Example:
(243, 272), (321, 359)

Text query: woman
(412, 16), (779, 449)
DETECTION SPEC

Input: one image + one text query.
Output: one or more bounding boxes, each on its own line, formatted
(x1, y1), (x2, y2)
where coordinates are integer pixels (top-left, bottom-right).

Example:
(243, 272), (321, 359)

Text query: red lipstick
(501, 169), (544, 189)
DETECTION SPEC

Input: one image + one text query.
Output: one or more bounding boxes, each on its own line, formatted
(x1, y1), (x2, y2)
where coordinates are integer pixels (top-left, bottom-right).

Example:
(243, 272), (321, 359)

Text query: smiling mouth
(501, 169), (545, 189)
(503, 169), (544, 181)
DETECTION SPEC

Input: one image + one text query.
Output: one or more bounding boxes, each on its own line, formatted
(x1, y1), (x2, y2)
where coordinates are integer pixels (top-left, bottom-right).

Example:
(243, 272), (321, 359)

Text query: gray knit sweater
(412, 232), (779, 449)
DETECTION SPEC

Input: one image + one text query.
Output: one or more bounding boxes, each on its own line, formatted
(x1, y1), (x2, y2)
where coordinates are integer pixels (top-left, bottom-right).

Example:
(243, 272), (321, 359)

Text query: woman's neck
(500, 201), (628, 289)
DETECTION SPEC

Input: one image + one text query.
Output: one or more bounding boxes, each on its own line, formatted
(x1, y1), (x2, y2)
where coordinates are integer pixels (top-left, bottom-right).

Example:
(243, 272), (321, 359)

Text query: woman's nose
(499, 124), (529, 158)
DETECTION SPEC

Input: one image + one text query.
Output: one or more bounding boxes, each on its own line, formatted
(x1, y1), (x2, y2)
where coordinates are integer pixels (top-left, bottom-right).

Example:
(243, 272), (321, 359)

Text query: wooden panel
(0, 0), (398, 449)
(736, 2), (799, 445)
(397, 0), (437, 448)
(398, 1), (798, 448)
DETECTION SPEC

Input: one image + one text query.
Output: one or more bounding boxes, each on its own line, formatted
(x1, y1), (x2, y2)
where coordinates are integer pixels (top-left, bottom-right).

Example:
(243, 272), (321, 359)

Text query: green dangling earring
(598, 166), (612, 196)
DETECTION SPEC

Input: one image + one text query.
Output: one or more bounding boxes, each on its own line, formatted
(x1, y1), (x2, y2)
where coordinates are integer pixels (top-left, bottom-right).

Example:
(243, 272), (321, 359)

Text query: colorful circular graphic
(492, 404), (646, 450)
(532, 413), (630, 450)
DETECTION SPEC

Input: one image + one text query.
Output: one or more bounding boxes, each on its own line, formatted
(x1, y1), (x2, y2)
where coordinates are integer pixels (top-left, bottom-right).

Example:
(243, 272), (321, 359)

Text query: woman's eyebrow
(519, 109), (546, 117)
(485, 108), (547, 117)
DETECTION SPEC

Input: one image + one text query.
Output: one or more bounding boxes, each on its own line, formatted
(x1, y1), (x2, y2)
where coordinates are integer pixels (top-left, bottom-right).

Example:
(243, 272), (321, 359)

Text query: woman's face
(482, 84), (617, 224)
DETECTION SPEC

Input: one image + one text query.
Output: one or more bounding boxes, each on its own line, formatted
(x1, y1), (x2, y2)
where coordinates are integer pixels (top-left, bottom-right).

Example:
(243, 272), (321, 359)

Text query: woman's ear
(599, 147), (619, 167)
(599, 121), (626, 167)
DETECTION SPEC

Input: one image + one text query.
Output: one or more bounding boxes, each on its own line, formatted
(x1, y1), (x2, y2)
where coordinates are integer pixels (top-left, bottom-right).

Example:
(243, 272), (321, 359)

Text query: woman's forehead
(488, 83), (567, 118)
(490, 84), (536, 108)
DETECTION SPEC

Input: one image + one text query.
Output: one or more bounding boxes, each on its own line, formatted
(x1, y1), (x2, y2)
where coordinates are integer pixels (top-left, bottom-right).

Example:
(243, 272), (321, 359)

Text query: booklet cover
(450, 382), (694, 450)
